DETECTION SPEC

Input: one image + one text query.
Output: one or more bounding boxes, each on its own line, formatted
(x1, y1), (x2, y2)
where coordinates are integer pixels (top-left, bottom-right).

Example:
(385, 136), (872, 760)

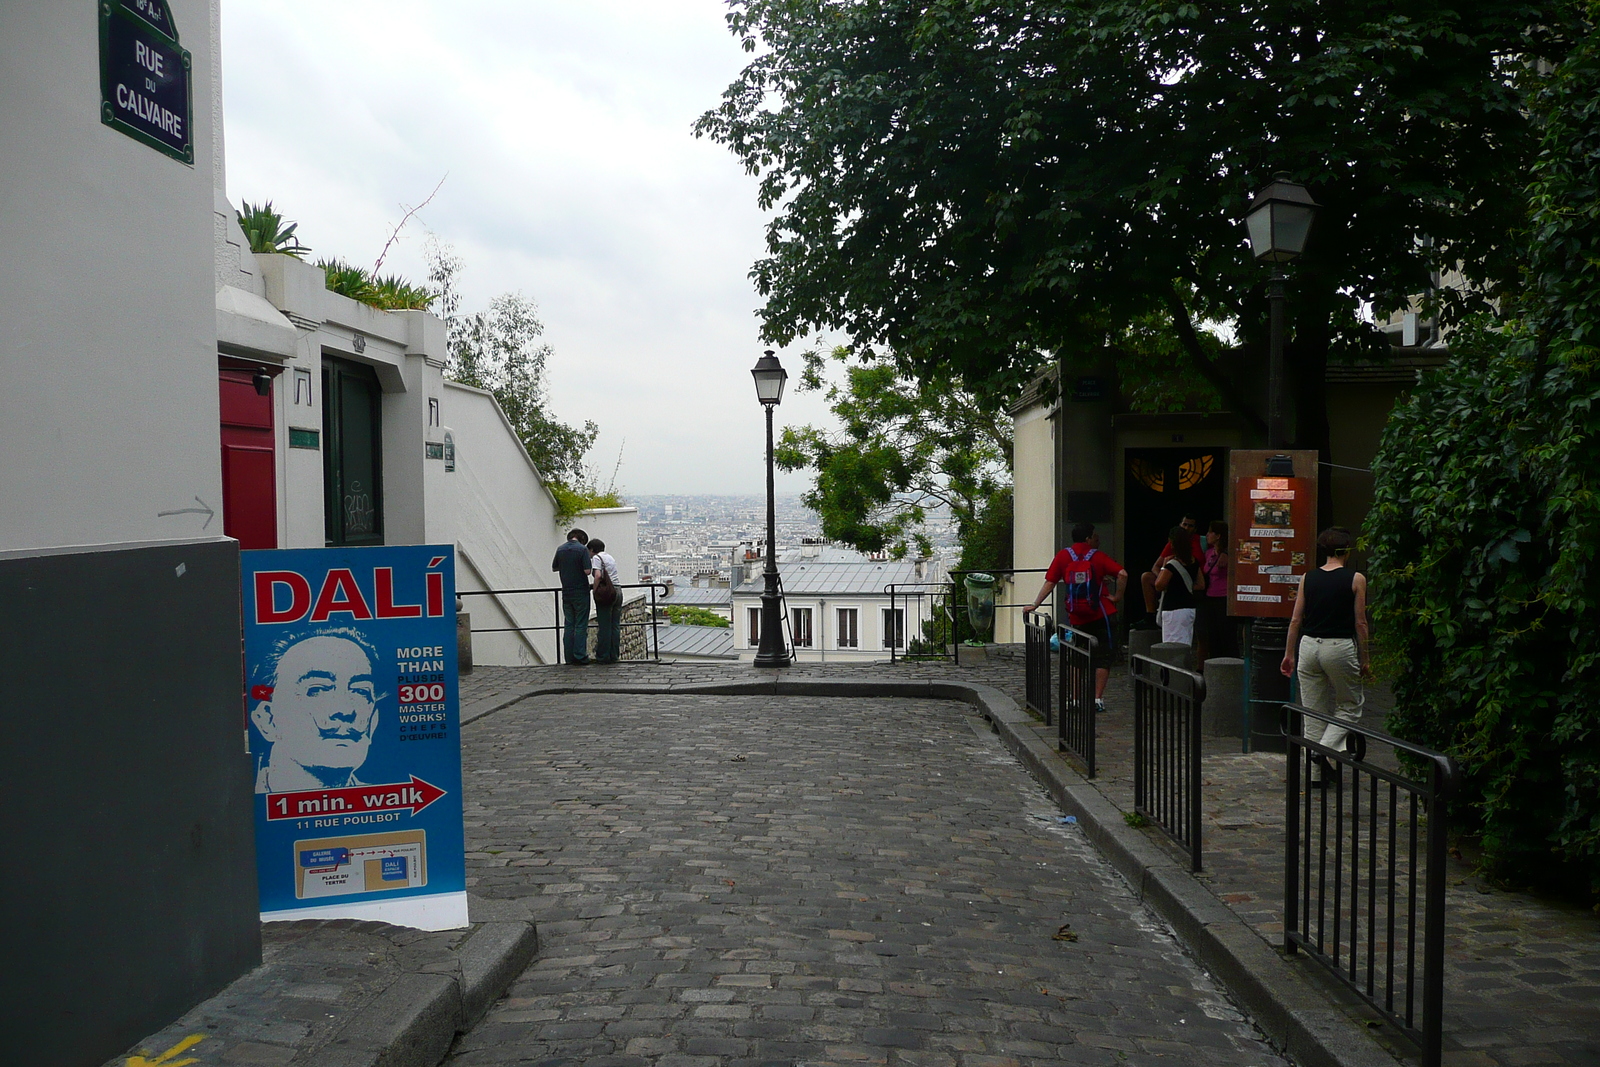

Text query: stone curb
(467, 675), (1397, 1067)
(291, 918), (538, 1067)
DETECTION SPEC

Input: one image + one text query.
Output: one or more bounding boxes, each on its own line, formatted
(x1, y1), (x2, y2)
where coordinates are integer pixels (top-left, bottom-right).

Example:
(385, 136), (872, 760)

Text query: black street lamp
(1244, 179), (1320, 448)
(751, 350), (791, 668)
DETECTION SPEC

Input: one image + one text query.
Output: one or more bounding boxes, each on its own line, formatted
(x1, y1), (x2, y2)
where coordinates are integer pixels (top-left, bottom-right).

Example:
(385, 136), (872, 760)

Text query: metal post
(754, 404), (790, 668)
(1268, 265), (1287, 448)
(1421, 764), (1448, 1067)
(1284, 706), (1301, 954)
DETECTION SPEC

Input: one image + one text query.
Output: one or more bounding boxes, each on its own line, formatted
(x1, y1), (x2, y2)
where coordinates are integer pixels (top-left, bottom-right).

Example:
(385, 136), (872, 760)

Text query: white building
(731, 544), (944, 662)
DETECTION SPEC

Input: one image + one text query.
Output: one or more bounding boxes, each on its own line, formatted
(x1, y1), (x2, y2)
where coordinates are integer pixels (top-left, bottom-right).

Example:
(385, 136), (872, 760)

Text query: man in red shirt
(1026, 521), (1128, 709)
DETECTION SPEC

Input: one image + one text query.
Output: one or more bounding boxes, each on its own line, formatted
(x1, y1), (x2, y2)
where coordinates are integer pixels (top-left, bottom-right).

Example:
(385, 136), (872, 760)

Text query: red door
(219, 366), (278, 549)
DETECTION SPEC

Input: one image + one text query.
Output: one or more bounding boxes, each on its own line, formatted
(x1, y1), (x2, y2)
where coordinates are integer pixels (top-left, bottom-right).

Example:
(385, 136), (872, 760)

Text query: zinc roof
(654, 623), (737, 659)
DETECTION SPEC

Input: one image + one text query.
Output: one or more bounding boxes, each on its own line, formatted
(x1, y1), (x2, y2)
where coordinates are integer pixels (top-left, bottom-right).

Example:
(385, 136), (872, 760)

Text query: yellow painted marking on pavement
(125, 1033), (204, 1067)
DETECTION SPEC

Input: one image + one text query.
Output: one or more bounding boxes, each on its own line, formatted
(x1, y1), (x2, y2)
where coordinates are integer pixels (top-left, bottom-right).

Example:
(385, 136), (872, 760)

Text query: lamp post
(1243, 178), (1320, 448)
(1241, 179), (1319, 751)
(751, 350), (791, 668)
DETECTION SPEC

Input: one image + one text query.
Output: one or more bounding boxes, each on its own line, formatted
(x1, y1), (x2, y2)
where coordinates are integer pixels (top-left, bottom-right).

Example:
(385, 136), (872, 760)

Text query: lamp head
(252, 368), (273, 397)
(1244, 179), (1320, 263)
(751, 349), (787, 406)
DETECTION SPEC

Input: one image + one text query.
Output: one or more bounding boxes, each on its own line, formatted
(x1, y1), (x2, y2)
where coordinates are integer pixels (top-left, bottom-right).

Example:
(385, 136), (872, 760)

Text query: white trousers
(1158, 608), (1195, 645)
(1297, 635), (1364, 755)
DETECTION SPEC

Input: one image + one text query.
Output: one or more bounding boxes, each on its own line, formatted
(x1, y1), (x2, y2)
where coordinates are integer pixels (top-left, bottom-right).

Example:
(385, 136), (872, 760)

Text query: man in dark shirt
(552, 529), (593, 664)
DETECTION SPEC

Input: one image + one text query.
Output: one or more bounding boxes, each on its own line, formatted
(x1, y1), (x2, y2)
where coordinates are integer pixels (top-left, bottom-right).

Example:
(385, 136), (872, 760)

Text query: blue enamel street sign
(99, 0), (193, 164)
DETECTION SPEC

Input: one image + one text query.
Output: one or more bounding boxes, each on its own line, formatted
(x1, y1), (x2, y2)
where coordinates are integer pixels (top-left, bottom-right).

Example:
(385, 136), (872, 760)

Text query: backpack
(1063, 547), (1100, 617)
(593, 555), (619, 607)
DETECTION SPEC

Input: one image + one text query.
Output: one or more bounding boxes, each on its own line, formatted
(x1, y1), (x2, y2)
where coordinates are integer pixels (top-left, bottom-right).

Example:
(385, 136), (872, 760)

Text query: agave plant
(315, 259), (434, 311)
(237, 200), (310, 258)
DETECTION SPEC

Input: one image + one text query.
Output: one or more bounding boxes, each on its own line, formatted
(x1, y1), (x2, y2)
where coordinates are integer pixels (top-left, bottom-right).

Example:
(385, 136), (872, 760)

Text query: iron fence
(1132, 654), (1206, 871)
(1282, 703), (1457, 1067)
(887, 568), (1049, 663)
(1023, 610), (1053, 724)
(1056, 625), (1097, 777)
(458, 582), (668, 664)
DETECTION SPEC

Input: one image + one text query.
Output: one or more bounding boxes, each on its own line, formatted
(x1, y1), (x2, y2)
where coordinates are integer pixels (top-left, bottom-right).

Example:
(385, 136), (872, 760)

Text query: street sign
(99, 0), (193, 164)
(241, 545), (467, 930)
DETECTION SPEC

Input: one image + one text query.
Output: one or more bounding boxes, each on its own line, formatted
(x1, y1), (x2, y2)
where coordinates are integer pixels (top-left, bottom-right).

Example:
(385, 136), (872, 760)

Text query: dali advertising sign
(1227, 451), (1318, 619)
(241, 545), (467, 930)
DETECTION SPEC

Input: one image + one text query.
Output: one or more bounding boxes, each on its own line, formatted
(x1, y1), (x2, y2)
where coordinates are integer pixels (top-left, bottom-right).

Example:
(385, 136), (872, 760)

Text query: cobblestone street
(446, 690), (1288, 1067)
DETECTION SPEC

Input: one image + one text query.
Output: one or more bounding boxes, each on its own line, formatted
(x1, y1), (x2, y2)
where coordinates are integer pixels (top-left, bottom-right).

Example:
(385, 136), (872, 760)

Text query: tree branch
(373, 173), (448, 276)
(1165, 285), (1267, 435)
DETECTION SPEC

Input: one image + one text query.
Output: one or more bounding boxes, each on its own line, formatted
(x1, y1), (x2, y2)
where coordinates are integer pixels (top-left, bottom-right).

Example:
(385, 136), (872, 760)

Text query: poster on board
(241, 545), (467, 930)
(1226, 451), (1318, 619)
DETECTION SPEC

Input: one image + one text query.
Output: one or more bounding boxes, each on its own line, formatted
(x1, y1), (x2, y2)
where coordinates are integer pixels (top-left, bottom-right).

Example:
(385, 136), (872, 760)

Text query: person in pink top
(1195, 521), (1235, 667)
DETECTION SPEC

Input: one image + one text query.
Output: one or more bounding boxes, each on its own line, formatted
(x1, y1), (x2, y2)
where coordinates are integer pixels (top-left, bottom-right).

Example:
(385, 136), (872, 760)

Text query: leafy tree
(699, 1), (1582, 519)
(660, 605), (733, 628)
(427, 240), (599, 488)
(1368, 10), (1600, 898)
(237, 200), (310, 258)
(775, 345), (1011, 558)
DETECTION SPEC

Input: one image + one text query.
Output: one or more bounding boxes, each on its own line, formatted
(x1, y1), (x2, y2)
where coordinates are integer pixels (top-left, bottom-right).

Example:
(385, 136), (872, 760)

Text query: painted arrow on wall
(157, 496), (216, 529)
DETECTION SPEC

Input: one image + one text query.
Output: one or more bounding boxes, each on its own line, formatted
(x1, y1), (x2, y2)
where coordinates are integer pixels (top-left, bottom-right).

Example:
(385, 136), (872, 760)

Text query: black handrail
(1057, 625), (1098, 777)
(1132, 654), (1206, 871)
(1022, 610), (1053, 723)
(458, 582), (668, 664)
(1281, 703), (1456, 1067)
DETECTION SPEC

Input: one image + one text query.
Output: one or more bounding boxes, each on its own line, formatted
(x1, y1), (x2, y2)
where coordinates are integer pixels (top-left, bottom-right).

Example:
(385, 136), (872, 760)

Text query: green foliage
(699, 1), (1581, 454)
(237, 201), (310, 258)
(547, 483), (624, 524)
(1368, 12), (1600, 898)
(661, 605), (732, 628)
(316, 259), (435, 311)
(957, 488), (1013, 575)
(775, 345), (1011, 558)
(427, 240), (599, 489)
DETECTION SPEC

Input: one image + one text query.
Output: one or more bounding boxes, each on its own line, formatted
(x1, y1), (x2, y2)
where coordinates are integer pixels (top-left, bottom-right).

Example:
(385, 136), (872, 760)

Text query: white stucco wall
(576, 508), (639, 587)
(439, 381), (564, 666)
(0, 2), (221, 552)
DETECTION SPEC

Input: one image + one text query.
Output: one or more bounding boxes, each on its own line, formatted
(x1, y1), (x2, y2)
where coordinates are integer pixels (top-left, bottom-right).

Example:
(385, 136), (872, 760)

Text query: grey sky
(221, 1), (837, 496)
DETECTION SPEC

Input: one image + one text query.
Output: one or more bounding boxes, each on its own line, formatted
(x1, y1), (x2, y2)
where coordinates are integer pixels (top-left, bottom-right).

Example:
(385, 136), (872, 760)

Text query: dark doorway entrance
(322, 356), (384, 546)
(1123, 447), (1225, 623)
(219, 363), (278, 550)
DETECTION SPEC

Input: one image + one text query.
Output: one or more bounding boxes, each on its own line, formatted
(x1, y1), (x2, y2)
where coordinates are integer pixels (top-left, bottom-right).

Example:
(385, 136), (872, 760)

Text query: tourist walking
(1152, 524), (1201, 645)
(588, 538), (623, 664)
(551, 528), (593, 664)
(1280, 527), (1371, 784)
(1025, 521), (1127, 713)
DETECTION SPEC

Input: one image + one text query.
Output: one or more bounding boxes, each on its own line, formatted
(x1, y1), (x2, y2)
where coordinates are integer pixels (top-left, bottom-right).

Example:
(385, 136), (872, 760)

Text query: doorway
(219, 363), (278, 550)
(1123, 447), (1225, 621)
(322, 356), (384, 546)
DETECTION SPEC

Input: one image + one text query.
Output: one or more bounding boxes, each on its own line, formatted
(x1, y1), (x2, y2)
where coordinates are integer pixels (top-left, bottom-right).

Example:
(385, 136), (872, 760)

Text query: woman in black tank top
(1281, 528), (1371, 785)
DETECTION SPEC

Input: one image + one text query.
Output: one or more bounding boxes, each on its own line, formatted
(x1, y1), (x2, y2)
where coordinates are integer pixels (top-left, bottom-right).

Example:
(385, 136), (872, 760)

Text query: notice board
(241, 545), (467, 930)
(1227, 451), (1318, 619)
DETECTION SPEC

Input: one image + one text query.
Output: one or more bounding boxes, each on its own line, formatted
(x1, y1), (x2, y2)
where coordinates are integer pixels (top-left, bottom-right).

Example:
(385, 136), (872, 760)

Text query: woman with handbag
(1151, 524), (1201, 646)
(588, 538), (623, 664)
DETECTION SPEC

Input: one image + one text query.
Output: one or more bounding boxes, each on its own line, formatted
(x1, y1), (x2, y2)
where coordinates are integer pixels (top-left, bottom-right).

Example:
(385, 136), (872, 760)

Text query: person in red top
(1026, 521), (1128, 710)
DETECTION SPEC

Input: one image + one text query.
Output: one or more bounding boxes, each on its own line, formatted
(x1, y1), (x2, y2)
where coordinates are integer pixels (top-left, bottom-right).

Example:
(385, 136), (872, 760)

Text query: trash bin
(964, 572), (997, 636)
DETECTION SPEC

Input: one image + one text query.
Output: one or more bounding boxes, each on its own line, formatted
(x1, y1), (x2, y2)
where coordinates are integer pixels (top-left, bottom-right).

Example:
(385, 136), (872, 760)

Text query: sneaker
(1094, 699), (1107, 714)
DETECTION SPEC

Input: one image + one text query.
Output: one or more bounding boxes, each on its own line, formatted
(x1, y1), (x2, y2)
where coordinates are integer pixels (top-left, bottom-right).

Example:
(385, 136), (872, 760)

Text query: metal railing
(1132, 654), (1207, 871)
(886, 568), (1049, 663)
(1057, 625), (1098, 777)
(459, 582), (669, 664)
(1283, 704), (1457, 1067)
(1022, 610), (1053, 723)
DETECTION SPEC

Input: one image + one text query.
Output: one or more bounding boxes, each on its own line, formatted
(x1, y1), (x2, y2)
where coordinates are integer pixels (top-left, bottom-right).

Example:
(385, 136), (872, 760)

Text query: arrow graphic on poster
(265, 775), (447, 821)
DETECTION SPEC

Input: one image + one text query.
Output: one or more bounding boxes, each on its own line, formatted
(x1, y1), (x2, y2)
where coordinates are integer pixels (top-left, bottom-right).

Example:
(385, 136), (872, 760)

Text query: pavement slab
(447, 689), (1290, 1067)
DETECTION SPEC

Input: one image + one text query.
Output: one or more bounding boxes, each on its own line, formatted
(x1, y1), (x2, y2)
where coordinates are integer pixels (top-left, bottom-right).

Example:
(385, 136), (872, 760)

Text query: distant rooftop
(654, 623), (737, 659)
(733, 552), (942, 596)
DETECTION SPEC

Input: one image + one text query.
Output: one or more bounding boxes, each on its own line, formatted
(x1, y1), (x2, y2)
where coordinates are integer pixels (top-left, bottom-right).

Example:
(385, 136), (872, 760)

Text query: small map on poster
(296, 830), (427, 898)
